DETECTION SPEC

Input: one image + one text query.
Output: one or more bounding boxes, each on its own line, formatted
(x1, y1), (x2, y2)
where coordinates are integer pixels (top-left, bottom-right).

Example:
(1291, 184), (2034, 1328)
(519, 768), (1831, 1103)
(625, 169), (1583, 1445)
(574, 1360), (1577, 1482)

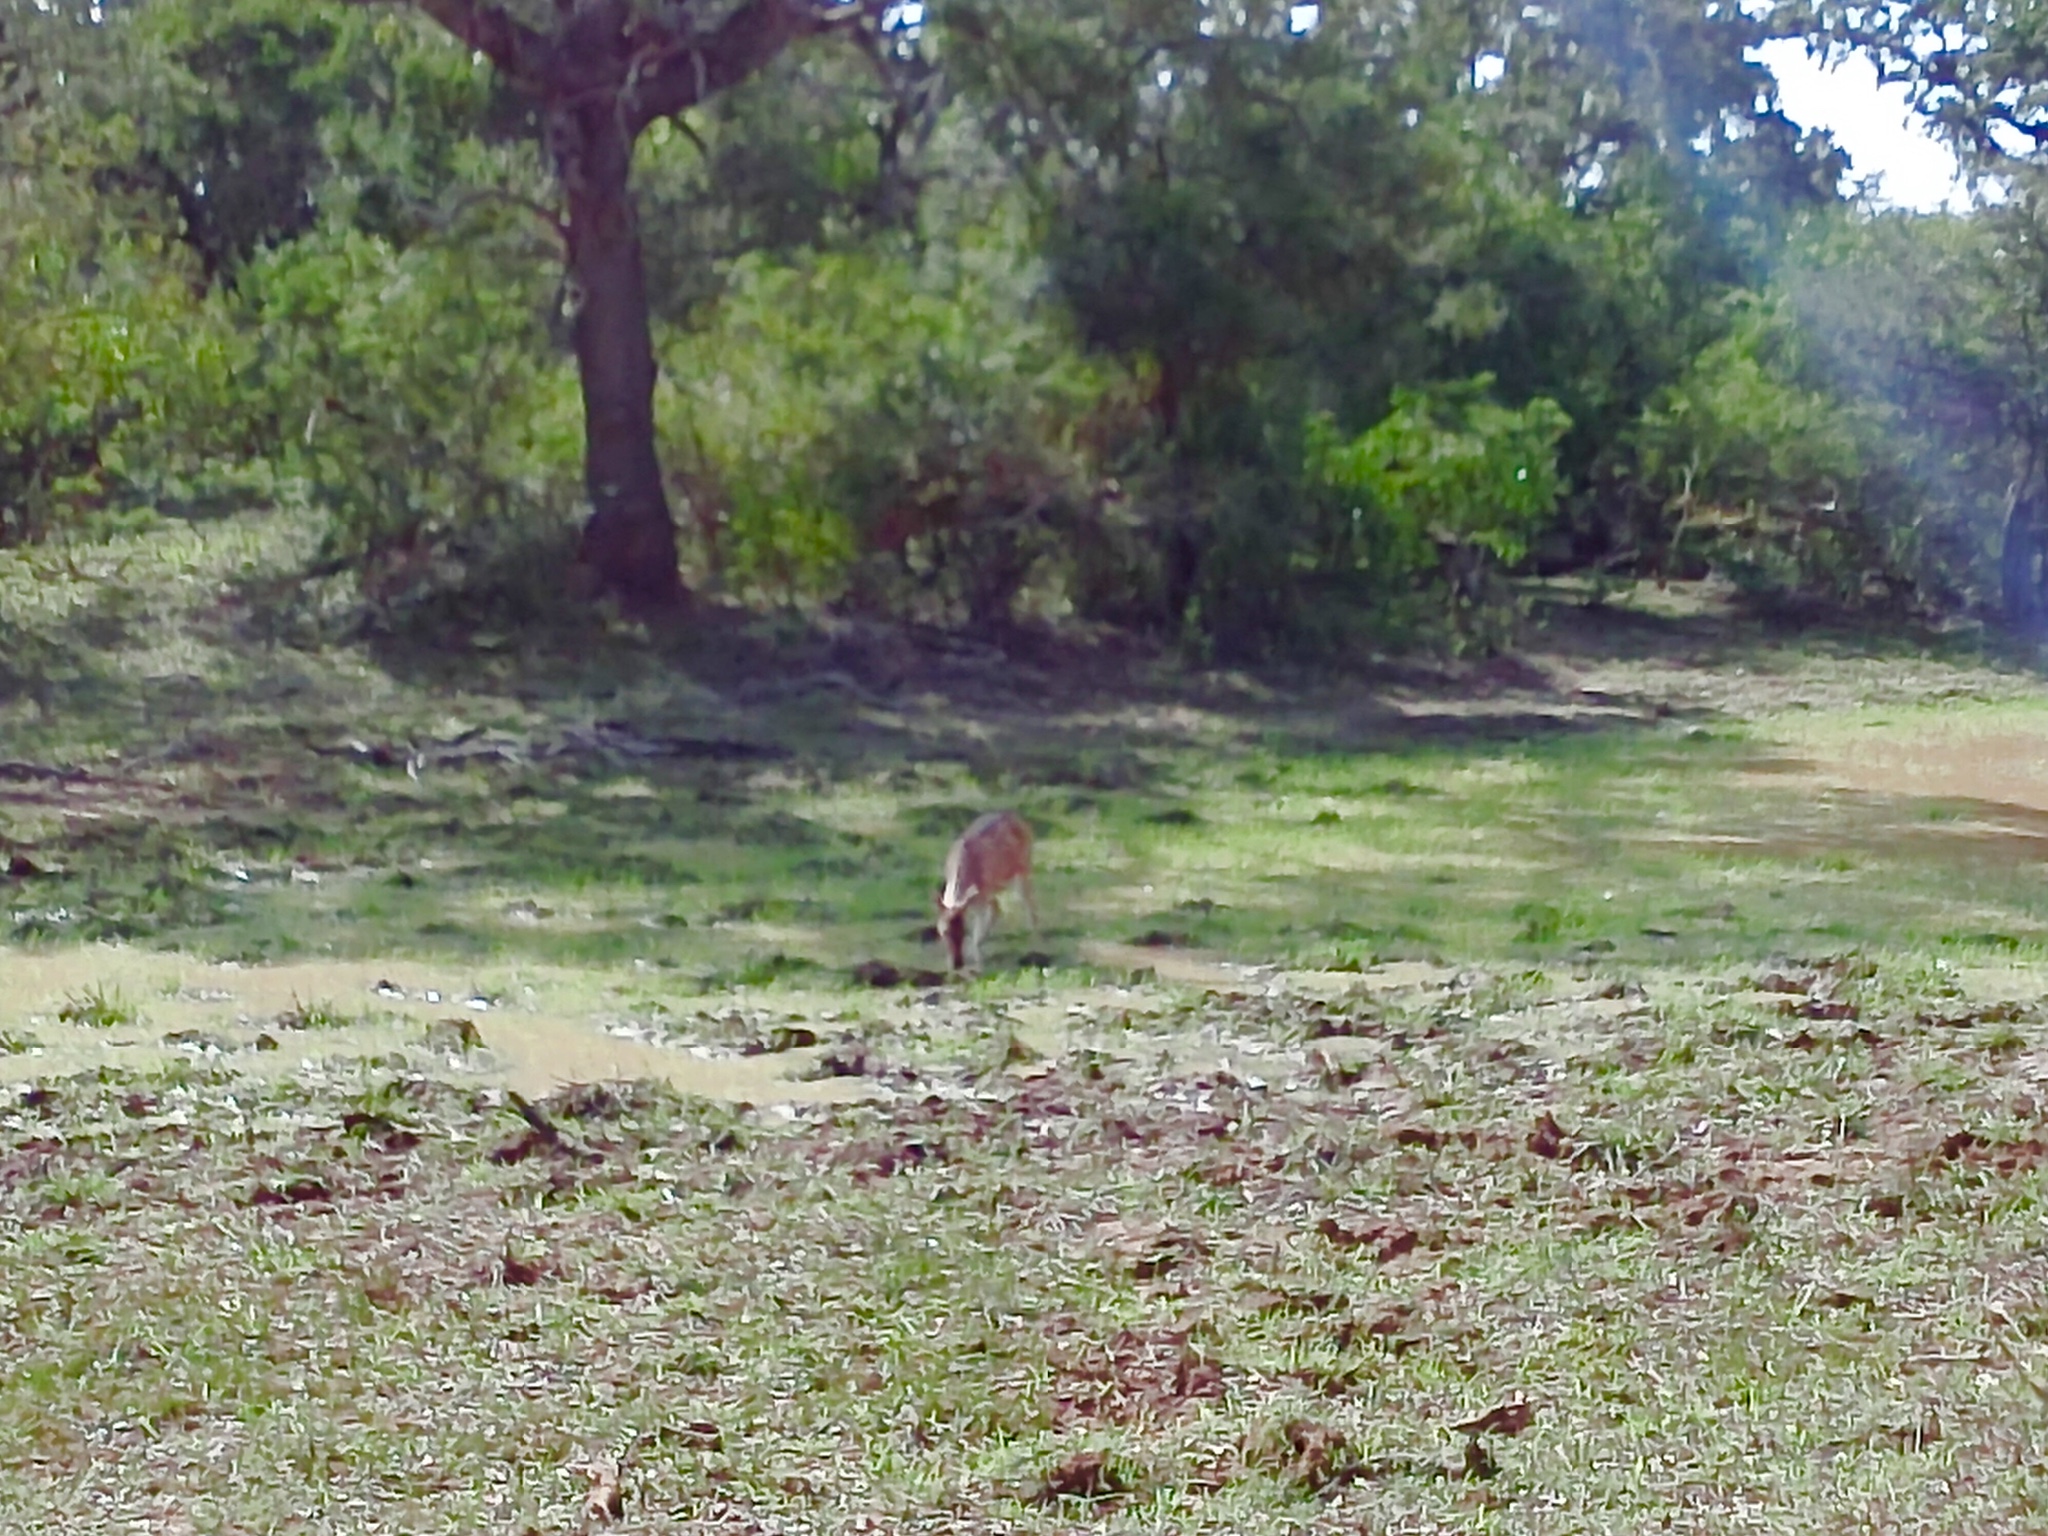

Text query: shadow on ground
(5, 519), (2048, 981)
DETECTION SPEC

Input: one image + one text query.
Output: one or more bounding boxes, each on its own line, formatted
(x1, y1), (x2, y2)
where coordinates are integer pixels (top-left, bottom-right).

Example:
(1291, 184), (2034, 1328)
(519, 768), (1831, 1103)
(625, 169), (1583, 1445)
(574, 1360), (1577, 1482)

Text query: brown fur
(936, 810), (1038, 970)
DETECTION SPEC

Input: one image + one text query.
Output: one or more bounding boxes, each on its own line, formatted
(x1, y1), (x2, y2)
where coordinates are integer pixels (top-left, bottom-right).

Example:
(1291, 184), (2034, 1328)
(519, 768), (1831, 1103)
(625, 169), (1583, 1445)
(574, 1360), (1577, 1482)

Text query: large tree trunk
(554, 98), (685, 613)
(392, 0), (846, 616)
(2002, 468), (2048, 637)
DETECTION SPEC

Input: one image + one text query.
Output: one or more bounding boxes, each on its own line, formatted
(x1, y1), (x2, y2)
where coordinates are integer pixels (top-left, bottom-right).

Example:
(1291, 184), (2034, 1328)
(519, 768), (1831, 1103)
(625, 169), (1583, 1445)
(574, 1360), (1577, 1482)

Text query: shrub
(656, 235), (1132, 626)
(238, 218), (576, 576)
(1619, 297), (1908, 605)
(1304, 374), (1572, 648)
(0, 194), (252, 544)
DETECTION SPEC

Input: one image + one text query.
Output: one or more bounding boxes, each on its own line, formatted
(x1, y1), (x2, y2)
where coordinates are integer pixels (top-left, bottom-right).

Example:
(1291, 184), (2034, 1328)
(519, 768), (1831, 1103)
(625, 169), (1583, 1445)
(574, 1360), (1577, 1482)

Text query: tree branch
(621, 0), (869, 133)
(432, 186), (570, 247)
(1984, 100), (2048, 148)
(344, 0), (555, 97)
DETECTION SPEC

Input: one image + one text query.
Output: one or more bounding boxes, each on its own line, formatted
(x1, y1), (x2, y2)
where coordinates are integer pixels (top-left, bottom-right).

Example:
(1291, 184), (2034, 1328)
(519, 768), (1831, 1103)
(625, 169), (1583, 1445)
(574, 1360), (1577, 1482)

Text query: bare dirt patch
(0, 951), (873, 1102)
(1797, 725), (2048, 816)
(1076, 939), (1258, 989)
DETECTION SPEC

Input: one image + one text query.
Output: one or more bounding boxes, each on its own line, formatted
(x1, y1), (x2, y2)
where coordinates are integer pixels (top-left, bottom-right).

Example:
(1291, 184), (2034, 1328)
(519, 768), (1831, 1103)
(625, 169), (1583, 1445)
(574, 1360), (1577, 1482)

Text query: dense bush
(240, 219), (574, 577)
(0, 208), (254, 544)
(1305, 376), (1572, 648)
(657, 234), (1134, 627)
(1611, 298), (1900, 602)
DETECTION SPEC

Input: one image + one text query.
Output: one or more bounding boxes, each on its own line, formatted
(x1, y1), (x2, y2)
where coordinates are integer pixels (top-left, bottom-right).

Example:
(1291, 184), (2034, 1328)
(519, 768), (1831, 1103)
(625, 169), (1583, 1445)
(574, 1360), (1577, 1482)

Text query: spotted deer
(936, 810), (1039, 971)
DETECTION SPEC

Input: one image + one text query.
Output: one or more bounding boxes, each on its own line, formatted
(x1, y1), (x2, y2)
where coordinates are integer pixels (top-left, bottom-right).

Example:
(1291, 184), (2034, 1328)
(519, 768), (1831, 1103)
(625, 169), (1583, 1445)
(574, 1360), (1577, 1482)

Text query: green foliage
(1305, 376), (1571, 643)
(0, 0), (318, 542)
(1625, 299), (1873, 594)
(240, 218), (574, 570)
(633, 42), (928, 323)
(1309, 376), (1572, 566)
(3, 0), (574, 591)
(0, 195), (254, 544)
(273, 995), (357, 1030)
(122, 0), (509, 275)
(56, 984), (140, 1030)
(659, 231), (1129, 624)
(1782, 202), (2048, 613)
(0, 0), (2033, 646)
(123, 0), (359, 276)
(931, 0), (1848, 646)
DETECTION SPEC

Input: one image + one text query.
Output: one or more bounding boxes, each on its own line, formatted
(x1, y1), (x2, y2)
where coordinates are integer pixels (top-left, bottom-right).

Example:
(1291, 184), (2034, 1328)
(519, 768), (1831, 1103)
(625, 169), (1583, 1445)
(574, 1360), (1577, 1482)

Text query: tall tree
(1808, 0), (2048, 171)
(344, 0), (889, 611)
(1807, 0), (2048, 626)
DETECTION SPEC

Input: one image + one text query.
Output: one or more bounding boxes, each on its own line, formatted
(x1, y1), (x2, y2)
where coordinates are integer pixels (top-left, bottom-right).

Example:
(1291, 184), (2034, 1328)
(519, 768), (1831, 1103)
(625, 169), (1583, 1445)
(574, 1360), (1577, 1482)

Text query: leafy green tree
(11, 0), (2016, 653)
(241, 219), (573, 578)
(934, 0), (1844, 645)
(1803, 1), (2048, 626)
(1621, 293), (1912, 602)
(658, 236), (1125, 624)
(1774, 210), (2019, 612)
(264, 0), (912, 613)
(1, 0), (255, 544)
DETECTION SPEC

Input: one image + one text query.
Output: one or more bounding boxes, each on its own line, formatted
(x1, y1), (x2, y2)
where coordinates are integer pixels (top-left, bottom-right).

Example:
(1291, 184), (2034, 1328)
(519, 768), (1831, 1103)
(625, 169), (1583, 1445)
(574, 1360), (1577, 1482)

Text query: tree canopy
(4, 0), (2047, 649)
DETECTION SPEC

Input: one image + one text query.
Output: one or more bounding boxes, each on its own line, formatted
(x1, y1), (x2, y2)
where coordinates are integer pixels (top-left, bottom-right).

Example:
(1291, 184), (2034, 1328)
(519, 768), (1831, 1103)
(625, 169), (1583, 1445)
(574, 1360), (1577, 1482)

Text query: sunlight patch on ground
(0, 950), (874, 1102)
(1791, 723), (2048, 818)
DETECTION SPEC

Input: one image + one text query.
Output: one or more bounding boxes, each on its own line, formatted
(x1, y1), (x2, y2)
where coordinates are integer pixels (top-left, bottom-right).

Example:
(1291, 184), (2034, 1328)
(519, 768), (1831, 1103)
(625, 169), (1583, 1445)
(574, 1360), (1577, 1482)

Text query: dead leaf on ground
(1024, 1450), (1130, 1502)
(806, 1043), (917, 1082)
(1453, 1401), (1535, 1437)
(1095, 1218), (1204, 1279)
(1244, 1417), (1355, 1490)
(574, 1452), (624, 1524)
(498, 1248), (549, 1286)
(1782, 998), (1859, 1022)
(1754, 972), (1811, 994)
(652, 1420), (723, 1451)
(1315, 1216), (1420, 1263)
(743, 1024), (818, 1053)
(830, 1136), (940, 1180)
(1378, 1226), (1420, 1262)
(1527, 1112), (1565, 1159)
(249, 1175), (334, 1207)
(1172, 1349), (1225, 1401)
(1919, 1000), (2030, 1028)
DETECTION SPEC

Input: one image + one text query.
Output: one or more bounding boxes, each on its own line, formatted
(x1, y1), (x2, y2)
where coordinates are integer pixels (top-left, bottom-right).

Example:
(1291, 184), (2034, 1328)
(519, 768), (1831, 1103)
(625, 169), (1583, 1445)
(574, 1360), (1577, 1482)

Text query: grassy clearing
(8, 976), (2048, 1532)
(7, 516), (2048, 1531)
(8, 517), (2048, 983)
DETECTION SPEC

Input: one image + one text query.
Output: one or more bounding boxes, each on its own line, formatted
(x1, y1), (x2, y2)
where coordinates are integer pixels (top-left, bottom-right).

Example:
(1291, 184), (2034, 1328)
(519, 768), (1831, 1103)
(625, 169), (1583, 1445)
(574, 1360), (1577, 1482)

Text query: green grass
(54, 983), (141, 1029)
(272, 994), (363, 1031)
(5, 516), (2048, 985)
(8, 513), (2048, 1530)
(6, 988), (2048, 1531)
